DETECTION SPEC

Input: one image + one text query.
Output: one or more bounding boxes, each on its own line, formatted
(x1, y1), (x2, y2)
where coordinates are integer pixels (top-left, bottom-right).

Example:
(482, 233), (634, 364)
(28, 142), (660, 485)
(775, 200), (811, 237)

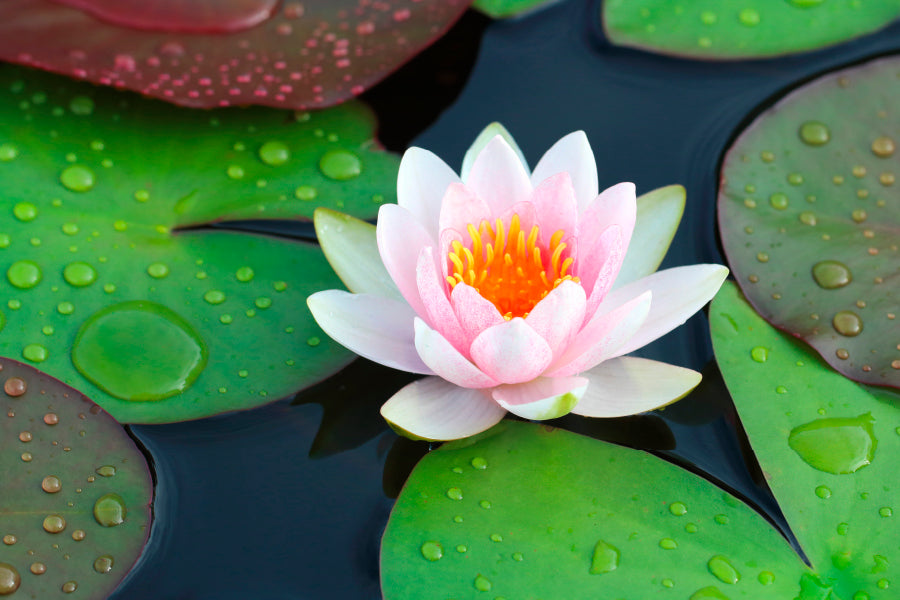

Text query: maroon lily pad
(0, 0), (471, 109)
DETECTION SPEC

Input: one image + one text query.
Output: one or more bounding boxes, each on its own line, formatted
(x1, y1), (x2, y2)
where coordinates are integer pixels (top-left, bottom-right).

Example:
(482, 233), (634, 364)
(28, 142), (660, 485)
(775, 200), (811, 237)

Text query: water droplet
(60, 165), (95, 192)
(57, 301), (75, 315)
(30, 562), (46, 575)
(93, 493), (126, 526)
(708, 555), (740, 584)
(589, 540), (619, 574)
(42, 475), (61, 493)
(872, 136), (896, 157)
(815, 485), (831, 499)
(446, 487), (463, 500)
(7, 259), (42, 288)
(669, 502), (687, 516)
(512, 552), (524, 561)
(93, 555), (114, 574)
(72, 529), (86, 541)
(0, 563), (20, 594)
(659, 538), (678, 549)
(258, 141), (291, 166)
(226, 164), (245, 179)
(471, 456), (488, 470)
(758, 571), (774, 585)
(700, 10), (717, 24)
(95, 465), (116, 477)
(306, 336), (320, 347)
(235, 266), (254, 282)
(799, 211), (817, 226)
(43, 514), (66, 533)
(473, 574), (492, 592)
(255, 297), (272, 309)
(319, 149), (361, 180)
(23, 344), (48, 363)
(294, 185), (317, 200)
(4, 377), (26, 397)
(0, 143), (18, 161)
(204, 290), (226, 304)
(799, 121), (830, 146)
(690, 586), (730, 599)
(738, 8), (760, 26)
(63, 261), (97, 287)
(788, 0), (824, 6)
(832, 311), (863, 337)
(789, 413), (876, 474)
(768, 193), (789, 209)
(420, 541), (442, 562)
(73, 301), (207, 401)
(146, 262), (169, 279)
(62, 581), (77, 593)
(479, 500), (492, 509)
(490, 533), (503, 542)
(1, 535), (14, 546)
(750, 346), (768, 362)
(880, 507), (893, 517)
(70, 96), (94, 115)
(812, 261), (851, 289)
(714, 514), (729, 525)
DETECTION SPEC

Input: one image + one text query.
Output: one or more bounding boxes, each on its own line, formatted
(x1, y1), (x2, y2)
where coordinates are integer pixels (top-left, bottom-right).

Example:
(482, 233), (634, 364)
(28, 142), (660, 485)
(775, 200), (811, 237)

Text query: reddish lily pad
(711, 282), (900, 600)
(0, 357), (153, 598)
(604, 0), (900, 60)
(0, 65), (373, 423)
(0, 0), (470, 109)
(719, 55), (900, 389)
(382, 421), (814, 599)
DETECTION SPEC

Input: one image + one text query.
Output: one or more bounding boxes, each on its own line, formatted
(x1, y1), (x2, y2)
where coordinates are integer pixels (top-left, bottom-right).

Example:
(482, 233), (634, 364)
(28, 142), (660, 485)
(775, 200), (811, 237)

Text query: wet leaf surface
(473, 0), (559, 19)
(0, 0), (471, 109)
(711, 282), (900, 600)
(0, 358), (153, 599)
(719, 55), (900, 388)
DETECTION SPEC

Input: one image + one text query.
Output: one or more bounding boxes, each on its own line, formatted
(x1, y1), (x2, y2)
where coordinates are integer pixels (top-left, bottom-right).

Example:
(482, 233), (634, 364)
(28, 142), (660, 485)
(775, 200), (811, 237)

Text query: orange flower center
(445, 213), (579, 319)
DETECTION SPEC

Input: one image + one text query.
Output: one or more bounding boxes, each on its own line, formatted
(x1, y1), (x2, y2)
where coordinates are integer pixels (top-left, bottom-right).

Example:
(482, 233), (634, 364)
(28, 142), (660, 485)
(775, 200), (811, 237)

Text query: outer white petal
(613, 185), (686, 290)
(465, 136), (533, 215)
(313, 208), (402, 301)
(461, 122), (529, 180)
(381, 377), (506, 441)
(492, 376), (588, 420)
(572, 357), (701, 417)
(414, 318), (498, 389)
(397, 147), (461, 239)
(531, 131), (598, 213)
(307, 290), (432, 374)
(601, 264), (729, 358)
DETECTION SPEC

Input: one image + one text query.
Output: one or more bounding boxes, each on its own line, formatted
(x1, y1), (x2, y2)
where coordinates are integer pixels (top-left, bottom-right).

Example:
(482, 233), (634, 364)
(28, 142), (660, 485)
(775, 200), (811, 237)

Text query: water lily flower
(308, 124), (728, 441)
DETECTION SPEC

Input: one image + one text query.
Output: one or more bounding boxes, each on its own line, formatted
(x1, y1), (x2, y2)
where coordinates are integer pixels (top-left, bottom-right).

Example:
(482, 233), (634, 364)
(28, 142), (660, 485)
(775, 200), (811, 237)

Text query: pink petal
(470, 318), (552, 384)
(531, 131), (598, 213)
(492, 376), (588, 420)
(416, 246), (467, 353)
(531, 172), (578, 241)
(546, 290), (651, 377)
(578, 182), (637, 255)
(601, 264), (729, 358)
(307, 290), (432, 375)
(524, 280), (586, 359)
(572, 357), (702, 417)
(381, 377), (506, 441)
(450, 283), (504, 345)
(581, 225), (626, 321)
(397, 147), (461, 240)
(465, 135), (532, 215)
(376, 203), (435, 319)
(438, 182), (492, 243)
(438, 227), (463, 281)
(414, 318), (498, 389)
(495, 200), (537, 242)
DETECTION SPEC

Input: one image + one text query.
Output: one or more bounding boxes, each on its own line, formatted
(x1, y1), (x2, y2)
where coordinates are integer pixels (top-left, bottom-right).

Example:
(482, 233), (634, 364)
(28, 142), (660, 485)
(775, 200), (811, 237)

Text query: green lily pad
(472, 0), (559, 20)
(711, 282), (900, 600)
(604, 0), (900, 60)
(718, 55), (900, 389)
(0, 357), (152, 598)
(382, 420), (814, 599)
(0, 66), (377, 423)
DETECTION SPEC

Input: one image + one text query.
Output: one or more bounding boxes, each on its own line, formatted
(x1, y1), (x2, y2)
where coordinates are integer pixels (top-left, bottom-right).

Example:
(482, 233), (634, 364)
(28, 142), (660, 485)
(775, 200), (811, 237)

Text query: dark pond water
(113, 2), (900, 598)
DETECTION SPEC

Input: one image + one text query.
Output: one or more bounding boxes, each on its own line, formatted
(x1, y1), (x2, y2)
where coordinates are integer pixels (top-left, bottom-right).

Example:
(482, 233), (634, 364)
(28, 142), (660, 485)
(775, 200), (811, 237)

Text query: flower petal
(470, 318), (553, 384)
(492, 376), (588, 420)
(530, 172), (578, 241)
(531, 131), (598, 213)
(450, 283), (505, 344)
(314, 208), (402, 301)
(414, 318), (498, 388)
(307, 290), (431, 374)
(465, 135), (533, 215)
(578, 181), (636, 254)
(376, 203), (435, 319)
(524, 280), (586, 358)
(397, 146), (461, 240)
(602, 264), (729, 358)
(578, 225), (625, 319)
(438, 182), (492, 241)
(461, 122), (528, 181)
(546, 290), (652, 377)
(572, 357), (701, 417)
(613, 184), (685, 290)
(417, 246), (467, 352)
(381, 376), (506, 441)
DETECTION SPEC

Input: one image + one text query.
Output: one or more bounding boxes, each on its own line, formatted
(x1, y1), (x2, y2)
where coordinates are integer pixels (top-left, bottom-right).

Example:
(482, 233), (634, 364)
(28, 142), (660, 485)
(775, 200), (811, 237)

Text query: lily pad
(604, 0), (900, 60)
(718, 55), (900, 389)
(0, 0), (471, 109)
(0, 357), (153, 598)
(472, 0), (560, 19)
(0, 66), (372, 423)
(710, 281), (900, 600)
(382, 420), (813, 599)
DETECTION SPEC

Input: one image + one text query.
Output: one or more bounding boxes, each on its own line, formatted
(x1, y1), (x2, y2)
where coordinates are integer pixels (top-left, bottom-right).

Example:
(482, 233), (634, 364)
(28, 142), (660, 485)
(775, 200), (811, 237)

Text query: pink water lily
(308, 125), (728, 440)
